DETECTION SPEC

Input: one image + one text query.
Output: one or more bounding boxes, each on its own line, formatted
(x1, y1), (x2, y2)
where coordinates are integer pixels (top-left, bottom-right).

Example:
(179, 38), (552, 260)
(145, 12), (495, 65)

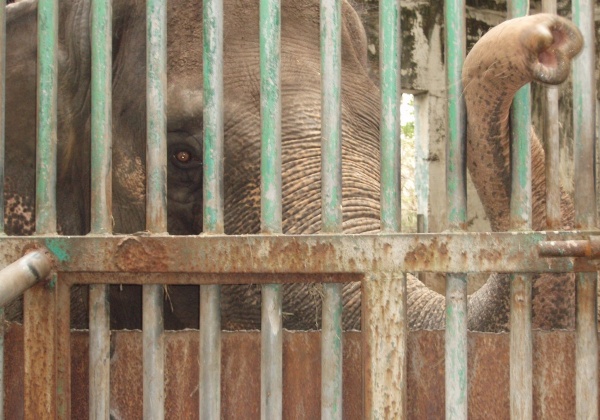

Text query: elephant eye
(171, 149), (202, 169)
(175, 150), (191, 163)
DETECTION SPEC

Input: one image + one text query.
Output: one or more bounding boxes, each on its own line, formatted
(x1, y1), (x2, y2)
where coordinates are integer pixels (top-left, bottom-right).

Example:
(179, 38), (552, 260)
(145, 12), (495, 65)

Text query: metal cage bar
(89, 0), (113, 418)
(201, 0), (225, 417)
(363, 0), (407, 417)
(320, 0), (343, 417)
(541, 0), (561, 229)
(507, 1), (533, 419)
(260, 0), (283, 418)
(0, 2), (5, 417)
(24, 0), (59, 416)
(572, 0), (598, 417)
(145, 0), (168, 418)
(444, 0), (468, 417)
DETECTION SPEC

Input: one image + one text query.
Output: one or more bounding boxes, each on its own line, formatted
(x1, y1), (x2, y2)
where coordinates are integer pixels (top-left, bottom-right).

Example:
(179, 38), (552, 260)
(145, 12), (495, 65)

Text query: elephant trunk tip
(521, 14), (584, 85)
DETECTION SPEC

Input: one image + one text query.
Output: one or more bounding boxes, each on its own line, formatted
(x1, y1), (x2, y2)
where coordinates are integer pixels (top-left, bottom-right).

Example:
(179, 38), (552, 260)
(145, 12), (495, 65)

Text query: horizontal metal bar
(538, 239), (600, 258)
(0, 250), (53, 307)
(5, 231), (595, 275)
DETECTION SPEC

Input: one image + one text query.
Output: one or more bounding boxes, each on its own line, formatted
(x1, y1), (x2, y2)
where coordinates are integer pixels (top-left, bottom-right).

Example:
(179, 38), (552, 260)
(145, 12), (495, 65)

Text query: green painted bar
(260, 0), (282, 235)
(24, 0), (59, 417)
(320, 0), (343, 417)
(379, 0), (401, 233)
(145, 0), (167, 418)
(572, 0), (598, 418)
(201, 0), (224, 418)
(507, 2), (533, 420)
(36, 0), (58, 234)
(89, 0), (112, 418)
(444, 0), (468, 417)
(260, 0), (282, 418)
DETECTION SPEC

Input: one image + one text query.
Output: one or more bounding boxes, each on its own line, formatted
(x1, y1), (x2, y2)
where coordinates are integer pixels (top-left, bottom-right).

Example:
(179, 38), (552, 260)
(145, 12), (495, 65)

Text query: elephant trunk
(459, 14), (582, 331)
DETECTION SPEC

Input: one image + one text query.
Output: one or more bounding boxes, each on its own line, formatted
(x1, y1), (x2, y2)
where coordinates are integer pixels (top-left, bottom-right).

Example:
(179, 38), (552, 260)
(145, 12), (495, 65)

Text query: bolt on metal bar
(541, 0), (561, 229)
(572, 0), (598, 417)
(507, 1), (533, 419)
(201, 0), (224, 417)
(444, 0), (468, 417)
(260, 0), (282, 418)
(362, 0), (407, 418)
(89, 0), (113, 418)
(320, 0), (343, 417)
(145, 0), (167, 418)
(24, 0), (59, 417)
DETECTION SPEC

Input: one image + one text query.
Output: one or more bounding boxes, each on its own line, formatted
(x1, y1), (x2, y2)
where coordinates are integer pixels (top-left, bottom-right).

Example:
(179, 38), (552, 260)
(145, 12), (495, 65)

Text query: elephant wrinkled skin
(4, 0), (583, 331)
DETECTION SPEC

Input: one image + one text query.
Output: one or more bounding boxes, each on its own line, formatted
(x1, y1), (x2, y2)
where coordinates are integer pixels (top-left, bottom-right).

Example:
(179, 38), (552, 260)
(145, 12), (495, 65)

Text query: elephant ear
(342, 1), (369, 71)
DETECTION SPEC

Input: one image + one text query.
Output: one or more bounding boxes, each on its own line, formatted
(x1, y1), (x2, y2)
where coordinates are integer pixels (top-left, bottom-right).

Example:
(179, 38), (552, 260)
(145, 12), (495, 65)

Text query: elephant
(3, 0), (583, 332)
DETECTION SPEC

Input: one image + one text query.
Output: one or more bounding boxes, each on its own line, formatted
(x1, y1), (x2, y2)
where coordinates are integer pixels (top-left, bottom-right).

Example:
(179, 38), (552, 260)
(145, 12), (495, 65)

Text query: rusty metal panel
(3, 326), (593, 418)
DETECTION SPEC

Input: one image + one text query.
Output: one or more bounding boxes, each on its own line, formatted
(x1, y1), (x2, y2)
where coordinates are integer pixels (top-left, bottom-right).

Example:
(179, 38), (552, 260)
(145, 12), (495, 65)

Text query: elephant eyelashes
(171, 149), (202, 169)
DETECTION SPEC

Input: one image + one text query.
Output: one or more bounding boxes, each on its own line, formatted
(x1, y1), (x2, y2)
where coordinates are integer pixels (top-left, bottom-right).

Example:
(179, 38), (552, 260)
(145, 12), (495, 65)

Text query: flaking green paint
(45, 238), (70, 263)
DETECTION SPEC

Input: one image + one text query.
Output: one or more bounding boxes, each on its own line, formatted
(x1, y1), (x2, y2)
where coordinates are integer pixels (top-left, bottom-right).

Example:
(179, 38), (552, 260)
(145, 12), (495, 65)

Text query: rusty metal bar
(363, 271), (407, 419)
(260, 0), (282, 418)
(24, 0), (59, 416)
(572, 0), (598, 417)
(56, 277), (71, 419)
(364, 0), (406, 417)
(541, 0), (561, 229)
(145, 0), (167, 418)
(444, 0), (467, 416)
(0, 250), (53, 307)
(0, 231), (596, 274)
(89, 0), (113, 418)
(320, 0), (343, 417)
(538, 238), (600, 258)
(201, 0), (224, 418)
(507, 1), (533, 418)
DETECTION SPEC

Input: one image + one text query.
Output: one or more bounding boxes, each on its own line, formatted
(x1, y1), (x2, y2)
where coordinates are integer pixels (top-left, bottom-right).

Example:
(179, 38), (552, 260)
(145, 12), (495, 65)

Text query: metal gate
(0, 0), (598, 418)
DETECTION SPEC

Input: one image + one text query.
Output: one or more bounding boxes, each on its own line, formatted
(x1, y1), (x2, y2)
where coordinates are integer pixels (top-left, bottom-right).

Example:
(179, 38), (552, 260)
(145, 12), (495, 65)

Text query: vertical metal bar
(145, 0), (167, 418)
(541, 0), (561, 229)
(201, 0), (224, 417)
(380, 0), (401, 233)
(260, 0), (282, 418)
(56, 279), (72, 419)
(24, 0), (58, 417)
(507, 2), (533, 420)
(572, 0), (598, 418)
(444, 0), (467, 418)
(89, 0), (112, 418)
(363, 271), (407, 419)
(363, 0), (406, 418)
(320, 0), (343, 418)
(0, 2), (6, 418)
